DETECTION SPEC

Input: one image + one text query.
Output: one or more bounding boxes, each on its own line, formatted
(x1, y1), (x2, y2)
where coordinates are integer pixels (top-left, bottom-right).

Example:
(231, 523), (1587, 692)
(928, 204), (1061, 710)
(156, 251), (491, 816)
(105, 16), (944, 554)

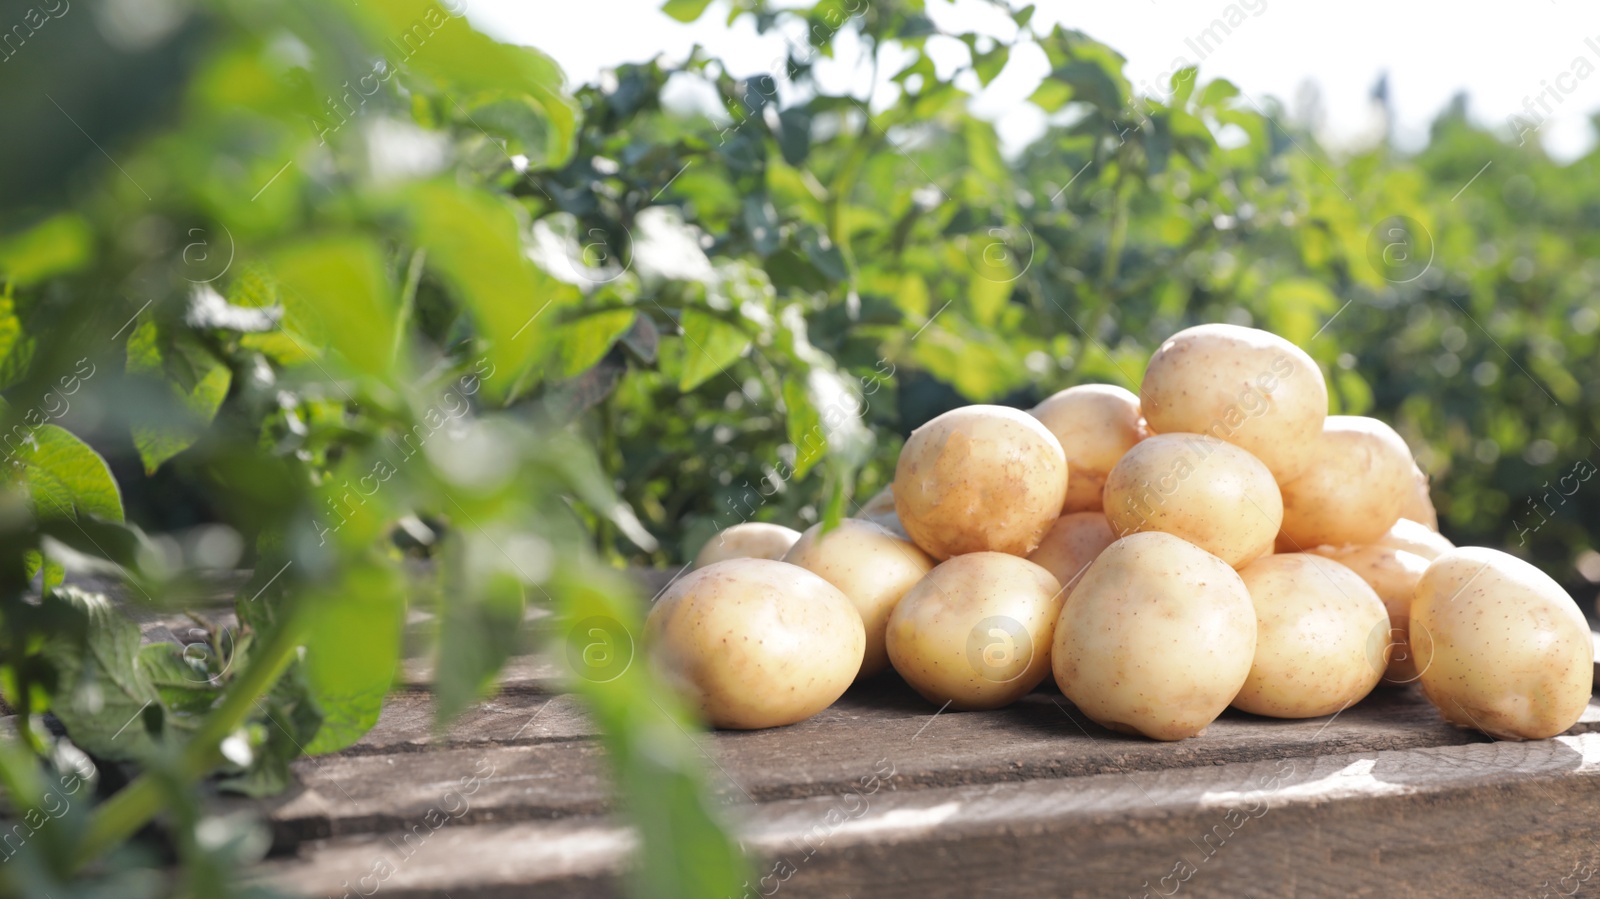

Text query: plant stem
(391, 248), (427, 369)
(74, 600), (308, 868)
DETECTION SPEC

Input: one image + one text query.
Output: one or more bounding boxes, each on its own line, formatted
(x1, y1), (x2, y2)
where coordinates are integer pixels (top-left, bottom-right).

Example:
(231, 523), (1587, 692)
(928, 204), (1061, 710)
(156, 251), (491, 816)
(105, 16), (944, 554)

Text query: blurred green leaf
(17, 424), (124, 523)
(269, 236), (397, 378)
(677, 310), (749, 392)
(127, 321), (233, 474)
(301, 564), (405, 755)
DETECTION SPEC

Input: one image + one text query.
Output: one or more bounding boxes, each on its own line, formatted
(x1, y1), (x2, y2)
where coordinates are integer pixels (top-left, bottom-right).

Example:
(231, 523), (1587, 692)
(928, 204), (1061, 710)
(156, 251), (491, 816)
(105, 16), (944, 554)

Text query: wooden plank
(257, 731), (1600, 898)
(243, 673), (1600, 849)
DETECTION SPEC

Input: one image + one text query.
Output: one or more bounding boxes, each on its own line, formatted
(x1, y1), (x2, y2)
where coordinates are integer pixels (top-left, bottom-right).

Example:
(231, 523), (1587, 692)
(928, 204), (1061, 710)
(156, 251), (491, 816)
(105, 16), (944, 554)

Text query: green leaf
(17, 424), (124, 523)
(356, 4), (579, 166)
(301, 563), (406, 754)
(406, 182), (581, 396)
(434, 533), (527, 728)
(269, 235), (397, 378)
(0, 213), (92, 287)
(462, 90), (569, 170)
(126, 321), (233, 474)
(0, 290), (35, 390)
(973, 44), (1010, 87)
(38, 587), (162, 760)
(556, 309), (636, 377)
(554, 564), (750, 899)
(677, 309), (749, 392)
(662, 0), (714, 23)
(783, 376), (824, 480)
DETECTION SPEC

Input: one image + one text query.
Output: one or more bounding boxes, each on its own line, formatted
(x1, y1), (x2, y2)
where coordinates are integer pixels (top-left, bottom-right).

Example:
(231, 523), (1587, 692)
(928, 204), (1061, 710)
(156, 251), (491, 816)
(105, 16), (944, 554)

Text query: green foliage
(0, 0), (1597, 895)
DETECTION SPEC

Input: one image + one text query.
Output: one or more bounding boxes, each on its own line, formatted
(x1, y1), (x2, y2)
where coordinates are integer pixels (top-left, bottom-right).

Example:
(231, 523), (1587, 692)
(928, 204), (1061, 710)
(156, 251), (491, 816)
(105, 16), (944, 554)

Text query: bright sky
(466, 0), (1600, 160)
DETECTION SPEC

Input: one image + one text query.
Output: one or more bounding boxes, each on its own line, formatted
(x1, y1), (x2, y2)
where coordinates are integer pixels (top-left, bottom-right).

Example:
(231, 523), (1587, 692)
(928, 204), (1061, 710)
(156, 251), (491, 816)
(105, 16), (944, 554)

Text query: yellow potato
(858, 485), (896, 518)
(1399, 463), (1440, 531)
(782, 518), (936, 679)
(1375, 518), (1454, 561)
(1231, 554), (1391, 717)
(1276, 416), (1417, 550)
(1026, 512), (1117, 591)
(1030, 384), (1145, 513)
(1102, 433), (1282, 568)
(885, 552), (1063, 710)
(1411, 547), (1593, 740)
(1053, 532), (1257, 740)
(645, 559), (864, 729)
(1309, 543), (1432, 684)
(893, 405), (1068, 559)
(1139, 324), (1328, 483)
(693, 522), (800, 568)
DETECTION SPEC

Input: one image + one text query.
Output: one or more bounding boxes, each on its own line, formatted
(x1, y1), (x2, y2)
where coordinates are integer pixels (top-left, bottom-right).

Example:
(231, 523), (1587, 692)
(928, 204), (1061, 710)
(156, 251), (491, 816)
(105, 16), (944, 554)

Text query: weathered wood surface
(249, 666), (1600, 898)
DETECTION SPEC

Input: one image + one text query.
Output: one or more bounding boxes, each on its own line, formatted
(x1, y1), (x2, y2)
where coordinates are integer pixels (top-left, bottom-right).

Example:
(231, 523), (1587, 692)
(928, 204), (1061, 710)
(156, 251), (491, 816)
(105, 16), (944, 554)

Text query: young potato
(1138, 323), (1328, 483)
(885, 552), (1063, 710)
(693, 522), (801, 568)
(1053, 532), (1257, 741)
(1102, 433), (1282, 568)
(1374, 518), (1454, 561)
(782, 518), (936, 679)
(1231, 554), (1391, 717)
(645, 559), (864, 729)
(858, 485), (897, 518)
(893, 405), (1069, 559)
(1309, 543), (1432, 684)
(1399, 463), (1440, 531)
(1276, 416), (1417, 550)
(1411, 547), (1593, 740)
(1030, 384), (1145, 513)
(1026, 512), (1117, 592)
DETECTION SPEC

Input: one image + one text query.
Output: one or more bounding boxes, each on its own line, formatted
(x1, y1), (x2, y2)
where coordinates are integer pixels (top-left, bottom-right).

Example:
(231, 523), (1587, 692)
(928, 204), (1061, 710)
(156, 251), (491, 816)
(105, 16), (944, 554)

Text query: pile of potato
(645, 324), (1594, 741)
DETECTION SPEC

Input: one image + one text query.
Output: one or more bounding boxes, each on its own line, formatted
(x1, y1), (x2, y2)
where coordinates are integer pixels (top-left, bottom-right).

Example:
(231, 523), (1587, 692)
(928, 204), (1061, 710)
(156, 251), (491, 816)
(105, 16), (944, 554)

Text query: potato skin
(1309, 543), (1432, 683)
(645, 559), (864, 729)
(1053, 532), (1257, 741)
(1231, 554), (1391, 717)
(1026, 512), (1117, 591)
(1102, 433), (1282, 568)
(1399, 464), (1440, 531)
(1411, 547), (1593, 741)
(885, 552), (1062, 710)
(1276, 416), (1416, 550)
(1030, 384), (1145, 513)
(1139, 324), (1328, 483)
(893, 405), (1069, 559)
(1374, 518), (1454, 562)
(693, 522), (801, 568)
(783, 518), (936, 678)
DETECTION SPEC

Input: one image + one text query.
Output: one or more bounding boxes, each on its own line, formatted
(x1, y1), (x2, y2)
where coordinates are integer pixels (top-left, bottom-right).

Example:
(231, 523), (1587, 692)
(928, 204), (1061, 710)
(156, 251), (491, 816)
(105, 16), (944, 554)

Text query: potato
(1030, 384), (1145, 513)
(1276, 416), (1417, 550)
(885, 552), (1062, 710)
(1375, 517), (1454, 561)
(858, 485), (897, 518)
(1231, 554), (1391, 717)
(1102, 433), (1282, 568)
(1026, 512), (1117, 591)
(855, 485), (910, 538)
(1399, 463), (1440, 530)
(893, 405), (1068, 559)
(693, 522), (801, 568)
(782, 518), (936, 679)
(1053, 532), (1257, 740)
(645, 559), (864, 729)
(1309, 543), (1432, 684)
(1411, 547), (1593, 740)
(1138, 324), (1328, 483)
